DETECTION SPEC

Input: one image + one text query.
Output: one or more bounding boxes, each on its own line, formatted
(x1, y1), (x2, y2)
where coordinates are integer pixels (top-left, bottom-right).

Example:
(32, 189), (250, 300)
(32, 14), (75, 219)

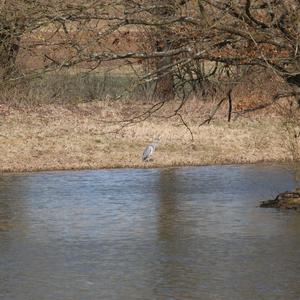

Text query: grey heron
(142, 138), (160, 162)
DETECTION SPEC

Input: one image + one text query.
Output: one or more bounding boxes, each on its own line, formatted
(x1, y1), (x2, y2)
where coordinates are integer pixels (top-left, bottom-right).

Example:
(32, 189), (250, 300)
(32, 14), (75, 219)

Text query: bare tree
(1, 0), (300, 114)
(199, 1), (300, 101)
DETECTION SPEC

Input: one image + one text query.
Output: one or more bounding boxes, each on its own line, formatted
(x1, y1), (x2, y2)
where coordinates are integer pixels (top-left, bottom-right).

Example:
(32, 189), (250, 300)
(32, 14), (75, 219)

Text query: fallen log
(260, 189), (300, 210)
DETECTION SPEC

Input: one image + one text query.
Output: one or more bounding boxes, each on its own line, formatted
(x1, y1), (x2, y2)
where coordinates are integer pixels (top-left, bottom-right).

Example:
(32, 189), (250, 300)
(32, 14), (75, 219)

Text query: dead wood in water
(260, 190), (300, 210)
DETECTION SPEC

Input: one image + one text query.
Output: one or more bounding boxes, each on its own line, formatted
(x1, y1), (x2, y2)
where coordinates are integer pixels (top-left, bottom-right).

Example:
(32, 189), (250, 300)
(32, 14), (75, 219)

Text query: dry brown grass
(0, 98), (297, 173)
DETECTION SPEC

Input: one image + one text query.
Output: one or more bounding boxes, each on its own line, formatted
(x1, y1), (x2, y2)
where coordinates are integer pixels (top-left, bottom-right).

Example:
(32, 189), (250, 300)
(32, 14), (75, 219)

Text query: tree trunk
(0, 0), (25, 80)
(151, 0), (177, 101)
(0, 22), (21, 79)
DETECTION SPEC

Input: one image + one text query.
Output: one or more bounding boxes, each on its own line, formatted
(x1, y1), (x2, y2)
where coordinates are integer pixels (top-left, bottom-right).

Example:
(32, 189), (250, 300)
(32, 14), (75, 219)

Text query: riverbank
(0, 100), (297, 173)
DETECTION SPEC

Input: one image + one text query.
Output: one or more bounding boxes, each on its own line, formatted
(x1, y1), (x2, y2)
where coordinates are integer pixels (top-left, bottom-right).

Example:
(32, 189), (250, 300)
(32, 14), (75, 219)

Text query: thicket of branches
(0, 0), (300, 112)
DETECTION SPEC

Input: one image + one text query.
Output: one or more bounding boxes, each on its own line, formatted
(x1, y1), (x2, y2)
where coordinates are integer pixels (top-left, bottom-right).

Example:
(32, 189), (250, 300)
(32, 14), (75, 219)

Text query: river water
(0, 164), (300, 300)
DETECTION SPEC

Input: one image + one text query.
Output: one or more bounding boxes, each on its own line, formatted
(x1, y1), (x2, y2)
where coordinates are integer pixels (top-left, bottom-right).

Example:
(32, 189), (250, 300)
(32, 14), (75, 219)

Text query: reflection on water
(1, 164), (300, 300)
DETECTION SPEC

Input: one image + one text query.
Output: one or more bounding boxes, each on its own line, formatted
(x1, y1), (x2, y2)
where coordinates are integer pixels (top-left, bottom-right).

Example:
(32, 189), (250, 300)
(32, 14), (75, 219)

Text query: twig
(227, 88), (233, 122)
(199, 97), (226, 126)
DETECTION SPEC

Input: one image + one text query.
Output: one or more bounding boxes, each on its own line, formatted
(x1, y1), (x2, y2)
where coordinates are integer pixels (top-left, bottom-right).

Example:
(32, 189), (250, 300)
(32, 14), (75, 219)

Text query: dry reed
(0, 98), (295, 173)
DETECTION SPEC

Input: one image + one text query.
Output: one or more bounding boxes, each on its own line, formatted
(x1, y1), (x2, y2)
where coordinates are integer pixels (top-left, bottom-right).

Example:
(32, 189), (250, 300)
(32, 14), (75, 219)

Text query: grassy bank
(0, 99), (297, 173)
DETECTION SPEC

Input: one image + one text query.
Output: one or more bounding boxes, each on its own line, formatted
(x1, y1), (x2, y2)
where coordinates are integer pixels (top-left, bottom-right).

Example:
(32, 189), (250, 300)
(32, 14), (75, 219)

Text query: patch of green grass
(1, 70), (156, 105)
(30, 72), (137, 102)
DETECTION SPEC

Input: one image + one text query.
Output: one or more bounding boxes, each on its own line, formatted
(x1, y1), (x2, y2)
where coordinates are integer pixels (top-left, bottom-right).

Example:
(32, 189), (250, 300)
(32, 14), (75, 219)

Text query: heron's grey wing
(142, 145), (153, 161)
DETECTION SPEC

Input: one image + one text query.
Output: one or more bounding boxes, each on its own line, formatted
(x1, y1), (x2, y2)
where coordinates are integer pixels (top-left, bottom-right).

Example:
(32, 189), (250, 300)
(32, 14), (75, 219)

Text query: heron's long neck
(152, 142), (158, 149)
